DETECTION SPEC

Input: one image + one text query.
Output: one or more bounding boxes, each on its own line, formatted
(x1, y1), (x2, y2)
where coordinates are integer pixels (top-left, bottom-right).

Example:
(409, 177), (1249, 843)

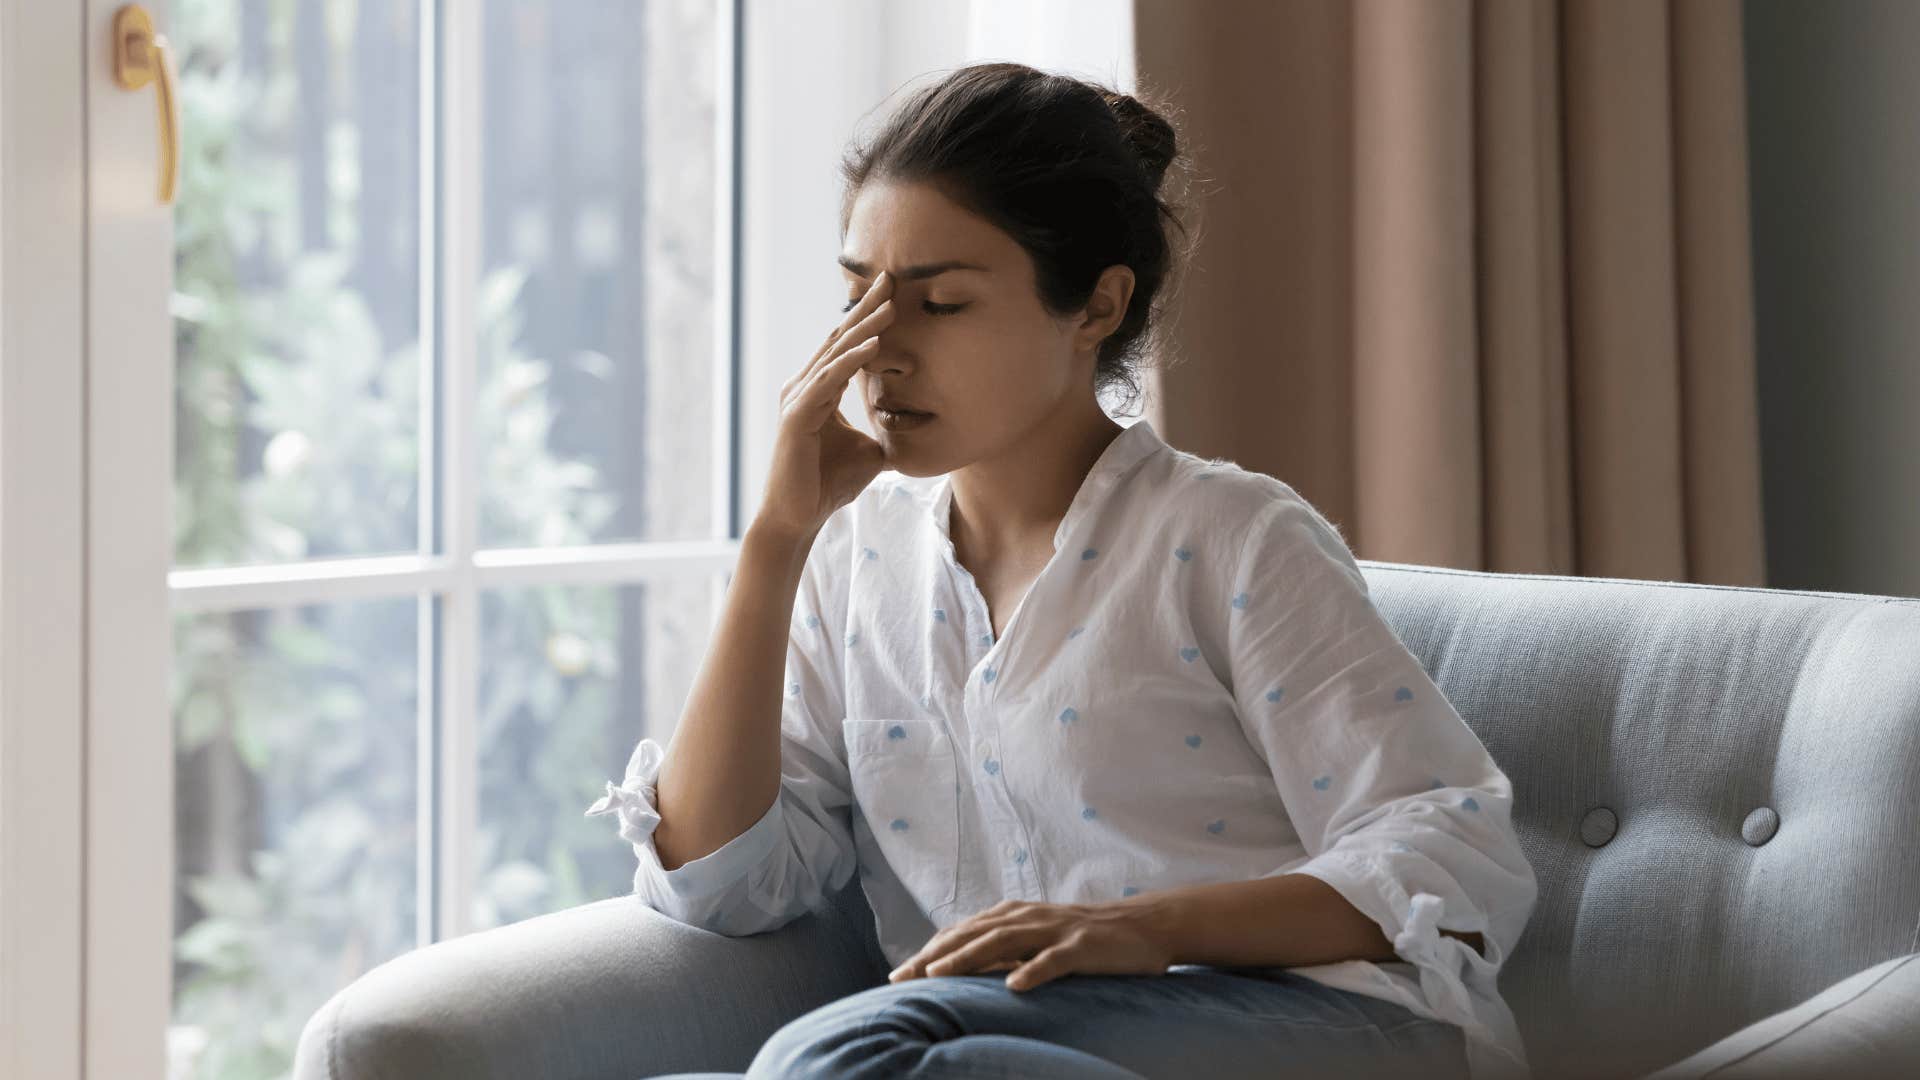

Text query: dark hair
(839, 62), (1199, 417)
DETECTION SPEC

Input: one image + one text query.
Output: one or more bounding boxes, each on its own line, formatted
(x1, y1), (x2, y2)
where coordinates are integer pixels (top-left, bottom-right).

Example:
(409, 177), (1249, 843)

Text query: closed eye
(842, 298), (967, 317)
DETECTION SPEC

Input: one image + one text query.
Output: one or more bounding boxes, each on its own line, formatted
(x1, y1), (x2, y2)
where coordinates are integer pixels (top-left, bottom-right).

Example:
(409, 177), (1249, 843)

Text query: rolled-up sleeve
(1224, 490), (1538, 1043)
(586, 519), (859, 937)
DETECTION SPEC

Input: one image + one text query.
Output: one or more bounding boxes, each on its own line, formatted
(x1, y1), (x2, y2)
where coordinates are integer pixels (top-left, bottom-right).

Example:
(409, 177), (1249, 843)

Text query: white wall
(736, 0), (1135, 530)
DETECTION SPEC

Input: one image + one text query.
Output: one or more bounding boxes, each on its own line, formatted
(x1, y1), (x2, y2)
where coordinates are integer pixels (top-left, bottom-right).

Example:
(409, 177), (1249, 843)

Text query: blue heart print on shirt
(1395, 686), (1414, 702)
(1462, 797), (1480, 811)
(1185, 734), (1202, 748)
(1067, 625), (1086, 639)
(805, 613), (820, 629)
(788, 681), (800, 697)
(1313, 775), (1332, 791)
(1058, 707), (1078, 725)
(1231, 592), (1249, 610)
(1265, 687), (1285, 703)
(983, 667), (997, 683)
(1082, 806), (1098, 820)
(887, 724), (907, 739)
(845, 631), (860, 647)
(1174, 546), (1192, 562)
(1121, 885), (1140, 897)
(983, 757), (1000, 775)
(890, 818), (909, 831)
(1179, 646), (1201, 663)
(1430, 777), (1446, 790)
(863, 546), (879, 561)
(1081, 547), (1099, 561)
(979, 633), (992, 646)
(1206, 819), (1226, 834)
(933, 608), (946, 623)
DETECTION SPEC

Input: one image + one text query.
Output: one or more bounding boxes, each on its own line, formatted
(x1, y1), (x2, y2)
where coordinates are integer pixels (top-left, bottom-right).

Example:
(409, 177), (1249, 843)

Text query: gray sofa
(293, 561), (1920, 1079)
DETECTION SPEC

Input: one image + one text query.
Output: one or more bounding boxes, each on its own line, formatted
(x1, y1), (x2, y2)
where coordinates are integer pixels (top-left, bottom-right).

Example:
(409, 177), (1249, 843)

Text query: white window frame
(1, 2), (90, 1076)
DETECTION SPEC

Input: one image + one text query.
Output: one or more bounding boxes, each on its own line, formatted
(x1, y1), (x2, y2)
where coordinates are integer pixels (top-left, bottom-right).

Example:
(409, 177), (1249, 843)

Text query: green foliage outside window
(168, 1), (640, 1076)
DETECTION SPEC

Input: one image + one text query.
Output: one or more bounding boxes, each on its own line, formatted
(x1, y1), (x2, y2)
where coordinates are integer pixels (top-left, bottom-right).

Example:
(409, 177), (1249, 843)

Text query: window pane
(174, 0), (424, 571)
(475, 576), (720, 929)
(170, 597), (419, 1078)
(477, 0), (721, 549)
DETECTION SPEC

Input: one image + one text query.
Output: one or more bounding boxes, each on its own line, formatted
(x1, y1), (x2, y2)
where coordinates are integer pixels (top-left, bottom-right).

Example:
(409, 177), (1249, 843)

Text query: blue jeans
(647, 964), (1470, 1080)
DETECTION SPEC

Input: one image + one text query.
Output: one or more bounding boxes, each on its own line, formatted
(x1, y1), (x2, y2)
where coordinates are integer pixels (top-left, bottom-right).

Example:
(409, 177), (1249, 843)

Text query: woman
(589, 61), (1537, 1080)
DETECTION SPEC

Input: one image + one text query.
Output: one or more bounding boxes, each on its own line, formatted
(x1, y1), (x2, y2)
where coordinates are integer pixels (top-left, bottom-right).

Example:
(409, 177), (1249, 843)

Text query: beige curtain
(1137, 0), (1766, 585)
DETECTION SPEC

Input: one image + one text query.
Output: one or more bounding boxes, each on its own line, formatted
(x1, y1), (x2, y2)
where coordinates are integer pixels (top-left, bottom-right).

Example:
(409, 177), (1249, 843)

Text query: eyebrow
(837, 255), (991, 280)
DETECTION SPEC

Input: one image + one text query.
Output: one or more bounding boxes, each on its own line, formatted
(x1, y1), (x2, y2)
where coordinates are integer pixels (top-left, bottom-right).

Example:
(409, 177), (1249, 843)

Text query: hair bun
(1102, 89), (1177, 190)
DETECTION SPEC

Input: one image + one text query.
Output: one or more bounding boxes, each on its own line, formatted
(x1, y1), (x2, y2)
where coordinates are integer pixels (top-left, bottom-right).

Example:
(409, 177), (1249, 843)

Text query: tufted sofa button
(1741, 806), (1779, 846)
(1579, 806), (1617, 848)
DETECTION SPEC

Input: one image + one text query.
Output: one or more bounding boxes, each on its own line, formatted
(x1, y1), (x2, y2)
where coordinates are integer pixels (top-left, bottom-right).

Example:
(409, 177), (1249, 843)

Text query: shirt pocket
(843, 717), (961, 914)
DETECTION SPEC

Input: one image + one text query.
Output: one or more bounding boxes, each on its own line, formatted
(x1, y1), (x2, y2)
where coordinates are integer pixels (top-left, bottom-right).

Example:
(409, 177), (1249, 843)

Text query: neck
(948, 403), (1124, 559)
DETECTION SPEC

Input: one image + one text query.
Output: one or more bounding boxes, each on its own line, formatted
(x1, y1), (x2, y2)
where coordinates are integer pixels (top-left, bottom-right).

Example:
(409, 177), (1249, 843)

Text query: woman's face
(840, 179), (1115, 476)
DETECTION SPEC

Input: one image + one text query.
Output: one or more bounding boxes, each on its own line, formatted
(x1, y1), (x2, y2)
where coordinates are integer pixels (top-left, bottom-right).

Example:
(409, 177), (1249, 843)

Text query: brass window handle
(111, 4), (179, 205)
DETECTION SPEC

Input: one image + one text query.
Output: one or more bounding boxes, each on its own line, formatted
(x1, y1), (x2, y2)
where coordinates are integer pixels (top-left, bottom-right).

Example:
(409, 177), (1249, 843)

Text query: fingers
(889, 901), (1042, 982)
(888, 904), (1018, 981)
(783, 300), (896, 420)
(788, 335), (881, 422)
(793, 270), (895, 392)
(922, 926), (1034, 977)
(1005, 940), (1076, 992)
(912, 923), (1060, 985)
(816, 269), (892, 360)
(921, 914), (1029, 976)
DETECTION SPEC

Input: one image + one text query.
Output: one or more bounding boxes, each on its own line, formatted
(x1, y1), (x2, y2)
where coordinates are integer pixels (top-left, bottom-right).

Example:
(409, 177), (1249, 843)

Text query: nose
(860, 335), (904, 374)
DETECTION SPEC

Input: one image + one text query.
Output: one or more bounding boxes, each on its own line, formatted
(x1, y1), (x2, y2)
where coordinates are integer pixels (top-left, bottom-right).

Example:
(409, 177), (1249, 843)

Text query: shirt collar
(930, 418), (1167, 551)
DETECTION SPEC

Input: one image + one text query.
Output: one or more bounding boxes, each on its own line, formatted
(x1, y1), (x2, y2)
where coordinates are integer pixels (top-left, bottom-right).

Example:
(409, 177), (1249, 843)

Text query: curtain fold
(1138, 0), (1765, 584)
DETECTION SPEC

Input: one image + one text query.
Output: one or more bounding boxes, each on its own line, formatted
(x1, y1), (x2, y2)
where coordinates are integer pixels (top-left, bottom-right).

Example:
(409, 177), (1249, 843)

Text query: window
(166, 2), (737, 1074)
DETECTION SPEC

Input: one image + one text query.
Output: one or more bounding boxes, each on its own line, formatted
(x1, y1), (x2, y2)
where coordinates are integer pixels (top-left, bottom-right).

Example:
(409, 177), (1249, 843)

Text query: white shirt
(588, 418), (1538, 1080)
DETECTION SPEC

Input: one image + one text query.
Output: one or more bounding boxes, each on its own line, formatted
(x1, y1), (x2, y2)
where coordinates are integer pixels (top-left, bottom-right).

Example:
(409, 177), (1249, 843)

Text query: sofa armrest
(1640, 951), (1920, 1079)
(293, 880), (888, 1080)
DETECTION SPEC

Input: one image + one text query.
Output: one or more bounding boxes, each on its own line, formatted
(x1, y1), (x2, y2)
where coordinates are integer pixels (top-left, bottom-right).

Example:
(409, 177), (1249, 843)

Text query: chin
(879, 434), (961, 478)
(872, 423), (943, 475)
(881, 454), (941, 479)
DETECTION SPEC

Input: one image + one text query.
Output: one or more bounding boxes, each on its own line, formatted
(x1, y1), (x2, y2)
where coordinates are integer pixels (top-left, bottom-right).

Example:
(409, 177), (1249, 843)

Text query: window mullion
(416, 0), (442, 954)
(718, 0), (743, 543)
(434, 0), (484, 945)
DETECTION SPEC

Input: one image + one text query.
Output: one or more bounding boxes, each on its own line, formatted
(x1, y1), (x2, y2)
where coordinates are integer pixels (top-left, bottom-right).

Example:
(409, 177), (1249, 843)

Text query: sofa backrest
(1357, 561), (1920, 1079)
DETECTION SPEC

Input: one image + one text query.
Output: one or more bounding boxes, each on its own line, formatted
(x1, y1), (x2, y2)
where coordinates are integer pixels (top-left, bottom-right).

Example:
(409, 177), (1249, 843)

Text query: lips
(873, 399), (933, 416)
(878, 409), (936, 430)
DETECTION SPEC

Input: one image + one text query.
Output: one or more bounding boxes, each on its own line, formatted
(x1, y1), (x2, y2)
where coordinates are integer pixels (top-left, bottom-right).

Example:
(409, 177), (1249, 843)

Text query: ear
(1075, 264), (1136, 355)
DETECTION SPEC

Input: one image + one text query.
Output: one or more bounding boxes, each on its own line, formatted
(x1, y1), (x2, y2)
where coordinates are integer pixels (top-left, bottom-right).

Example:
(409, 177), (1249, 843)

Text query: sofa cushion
(1640, 951), (1920, 1078)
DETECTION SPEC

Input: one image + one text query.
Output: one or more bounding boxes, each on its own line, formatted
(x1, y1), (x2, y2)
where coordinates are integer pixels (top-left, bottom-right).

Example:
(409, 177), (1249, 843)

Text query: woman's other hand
(887, 899), (1175, 992)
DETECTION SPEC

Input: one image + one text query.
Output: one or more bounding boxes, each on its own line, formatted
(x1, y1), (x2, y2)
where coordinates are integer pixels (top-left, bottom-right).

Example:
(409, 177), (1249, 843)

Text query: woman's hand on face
(886, 899), (1175, 992)
(755, 271), (897, 539)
